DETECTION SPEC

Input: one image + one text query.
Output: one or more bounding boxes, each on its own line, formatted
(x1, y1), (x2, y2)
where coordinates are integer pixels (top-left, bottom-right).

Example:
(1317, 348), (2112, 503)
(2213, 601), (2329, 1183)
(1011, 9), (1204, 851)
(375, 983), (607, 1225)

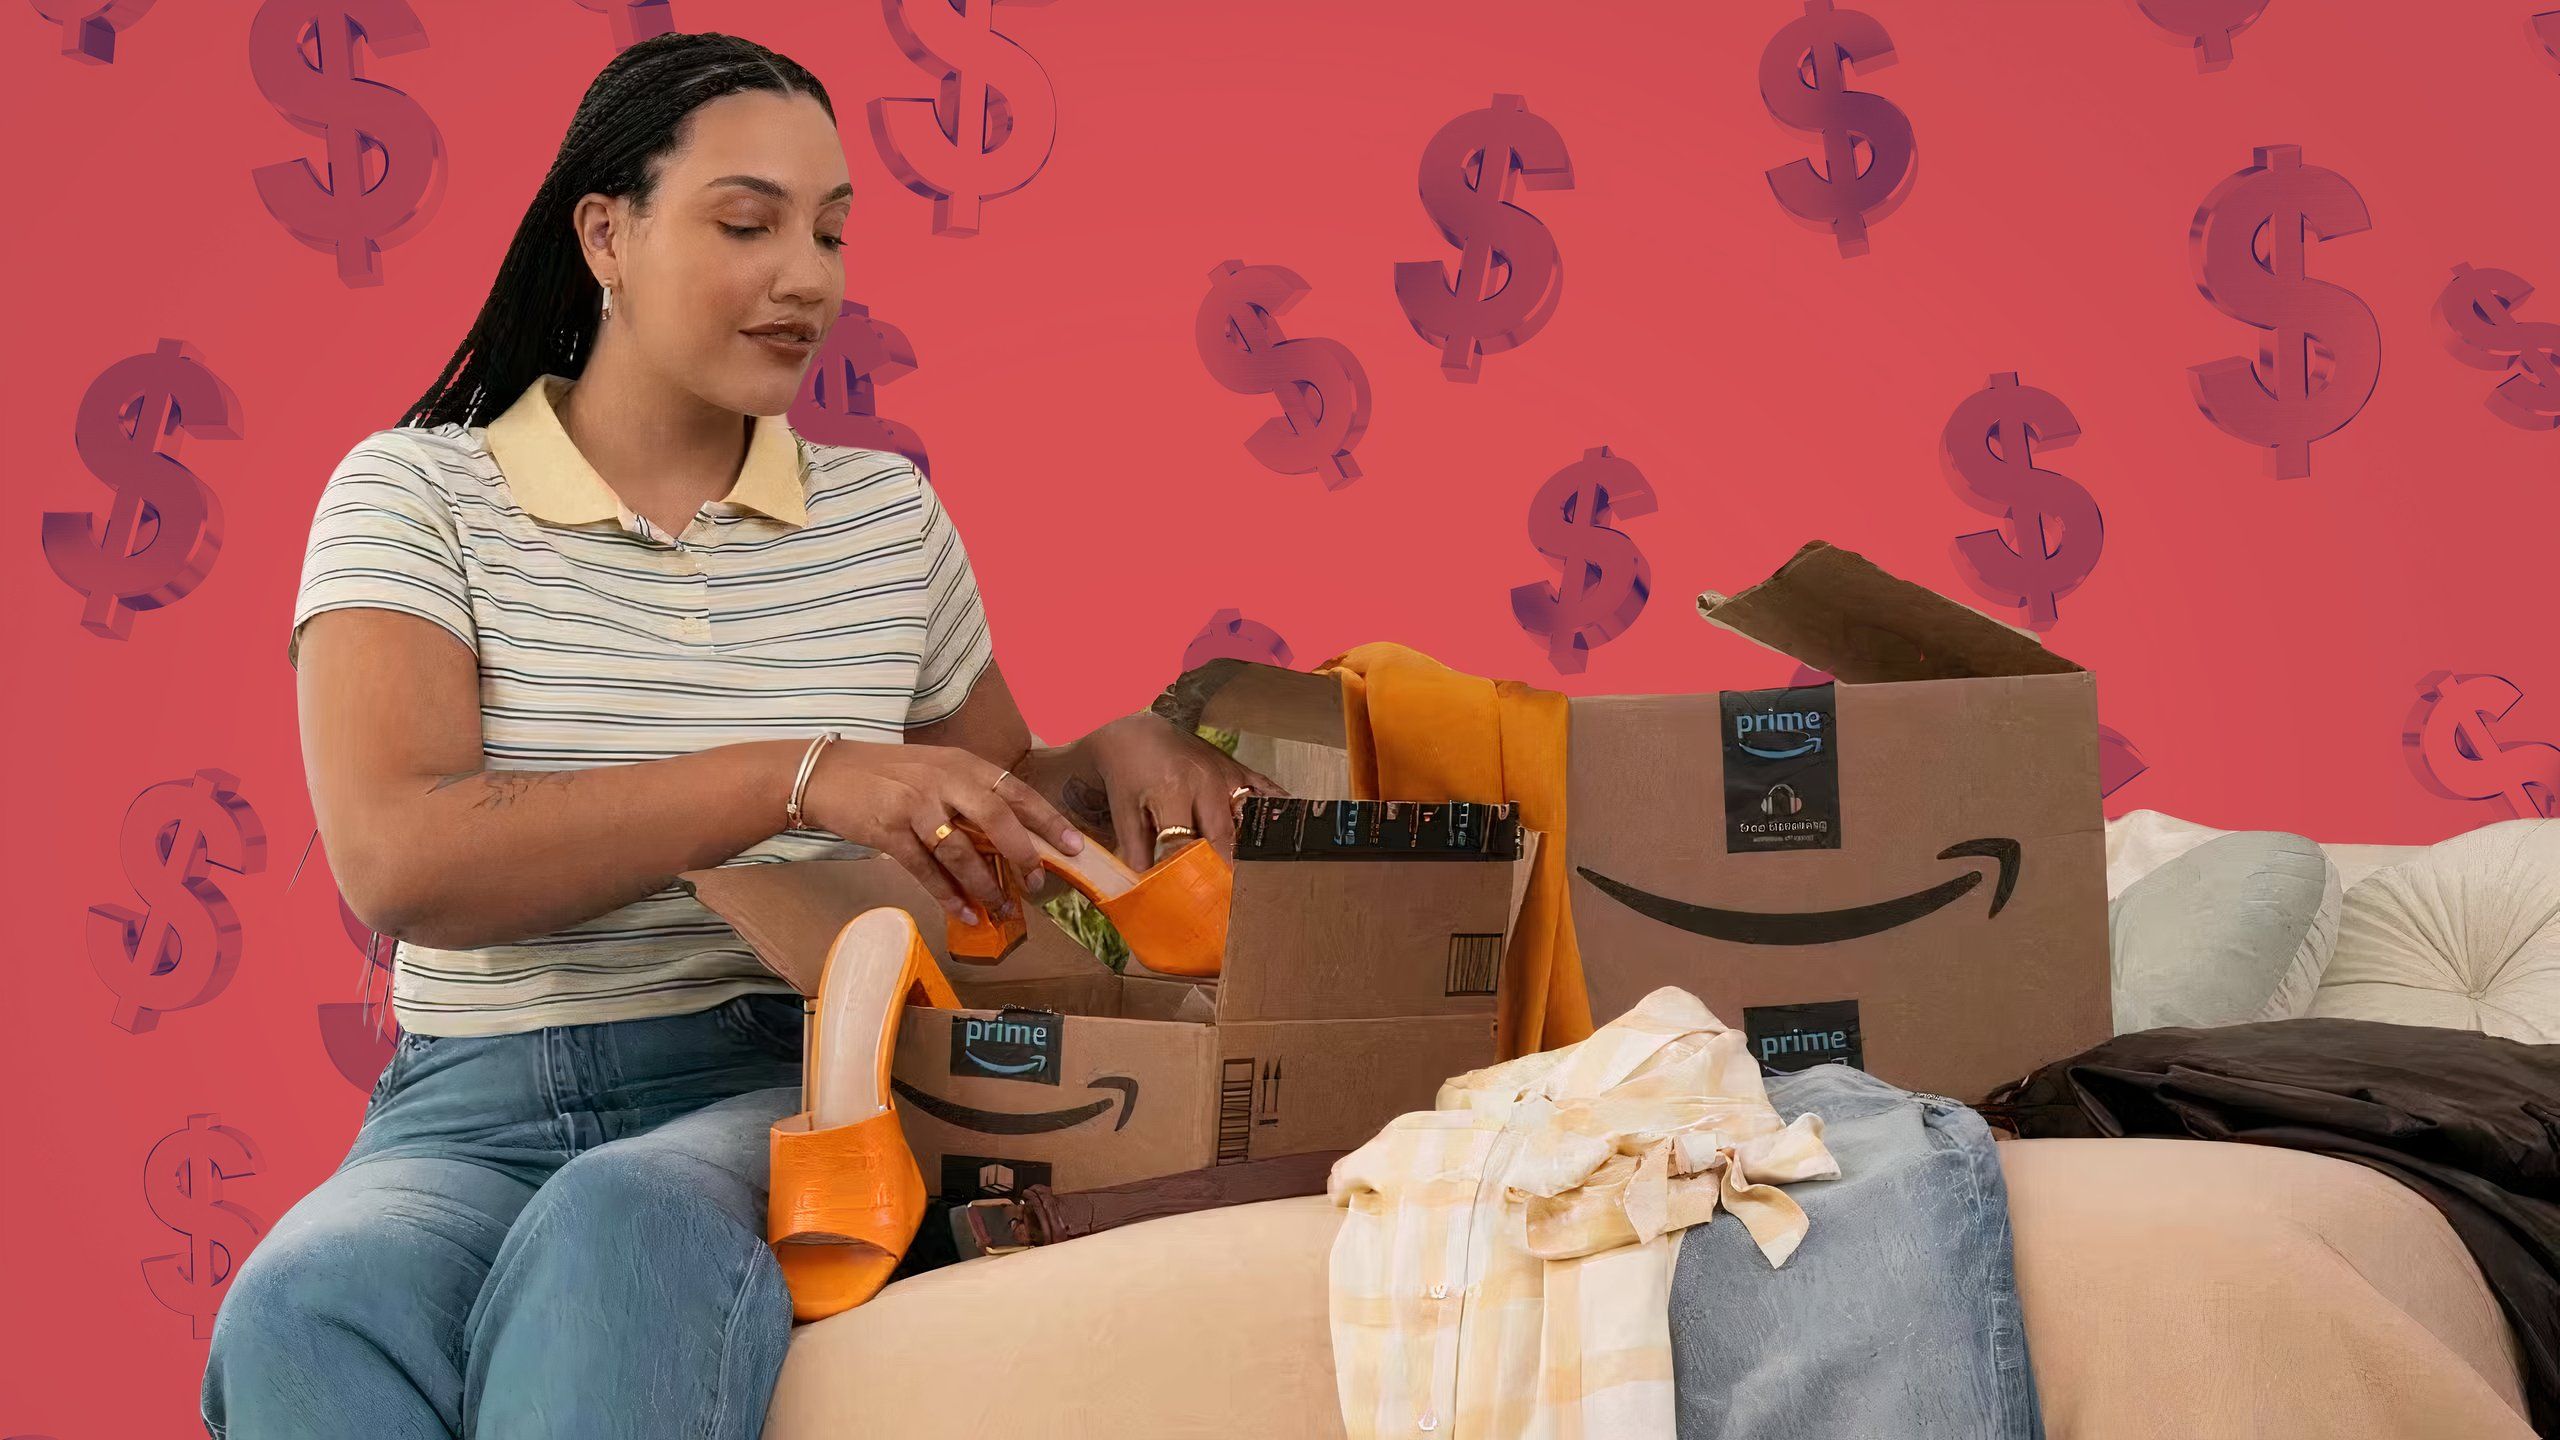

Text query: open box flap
(676, 855), (1114, 997)
(1693, 539), (2084, 683)
(1148, 656), (1348, 748)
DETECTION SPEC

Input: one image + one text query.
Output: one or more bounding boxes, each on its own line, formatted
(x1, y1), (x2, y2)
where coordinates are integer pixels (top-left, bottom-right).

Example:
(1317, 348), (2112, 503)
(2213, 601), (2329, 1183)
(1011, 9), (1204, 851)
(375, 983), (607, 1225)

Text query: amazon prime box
(1165, 538), (2110, 1103)
(679, 830), (1537, 1197)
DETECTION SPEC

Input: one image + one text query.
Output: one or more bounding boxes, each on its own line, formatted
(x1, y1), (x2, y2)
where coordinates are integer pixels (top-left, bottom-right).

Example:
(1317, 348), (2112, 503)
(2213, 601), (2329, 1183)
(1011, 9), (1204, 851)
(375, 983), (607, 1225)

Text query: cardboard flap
(1148, 656), (1348, 748)
(1694, 539), (2082, 682)
(677, 856), (1112, 997)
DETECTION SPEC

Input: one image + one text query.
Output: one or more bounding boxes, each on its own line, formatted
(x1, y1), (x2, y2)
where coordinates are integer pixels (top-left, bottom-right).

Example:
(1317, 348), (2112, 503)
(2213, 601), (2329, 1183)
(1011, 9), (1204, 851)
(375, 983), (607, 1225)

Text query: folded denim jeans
(1669, 1062), (2045, 1439)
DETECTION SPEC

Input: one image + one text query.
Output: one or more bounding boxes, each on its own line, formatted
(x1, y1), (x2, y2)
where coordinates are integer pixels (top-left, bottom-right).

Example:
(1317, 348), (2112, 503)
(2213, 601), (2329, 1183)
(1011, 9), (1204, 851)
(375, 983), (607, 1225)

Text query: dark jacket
(1981, 1017), (2560, 1435)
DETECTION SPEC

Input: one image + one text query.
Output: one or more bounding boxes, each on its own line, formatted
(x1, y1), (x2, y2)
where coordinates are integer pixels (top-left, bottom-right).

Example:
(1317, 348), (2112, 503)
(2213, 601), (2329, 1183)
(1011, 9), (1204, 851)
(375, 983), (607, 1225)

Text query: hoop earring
(600, 282), (614, 321)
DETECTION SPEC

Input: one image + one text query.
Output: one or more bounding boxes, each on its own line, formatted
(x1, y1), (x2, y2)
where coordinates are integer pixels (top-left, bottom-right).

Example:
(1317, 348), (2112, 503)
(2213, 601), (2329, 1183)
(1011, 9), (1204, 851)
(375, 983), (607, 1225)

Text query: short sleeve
(904, 460), (996, 727)
(287, 432), (477, 669)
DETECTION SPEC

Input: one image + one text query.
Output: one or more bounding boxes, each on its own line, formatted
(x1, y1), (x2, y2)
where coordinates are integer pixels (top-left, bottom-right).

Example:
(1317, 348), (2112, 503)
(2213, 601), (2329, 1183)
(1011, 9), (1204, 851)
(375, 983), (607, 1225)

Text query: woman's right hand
(794, 739), (1086, 927)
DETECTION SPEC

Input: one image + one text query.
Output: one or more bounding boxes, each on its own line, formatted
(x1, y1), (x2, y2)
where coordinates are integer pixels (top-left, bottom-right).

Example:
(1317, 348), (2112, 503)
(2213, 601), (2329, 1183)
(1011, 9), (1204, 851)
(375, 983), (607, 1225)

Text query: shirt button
(1426, 1283), (1448, 1299)
(1417, 1413), (1439, 1432)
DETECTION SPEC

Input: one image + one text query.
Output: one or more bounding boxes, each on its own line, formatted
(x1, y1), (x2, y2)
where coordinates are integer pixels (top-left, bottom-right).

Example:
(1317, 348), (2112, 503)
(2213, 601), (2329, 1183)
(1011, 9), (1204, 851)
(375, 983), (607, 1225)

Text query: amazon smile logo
(1577, 836), (2020, 945)
(1732, 704), (1825, 761)
(892, 1075), (1140, 1136)
(950, 1010), (1063, 1086)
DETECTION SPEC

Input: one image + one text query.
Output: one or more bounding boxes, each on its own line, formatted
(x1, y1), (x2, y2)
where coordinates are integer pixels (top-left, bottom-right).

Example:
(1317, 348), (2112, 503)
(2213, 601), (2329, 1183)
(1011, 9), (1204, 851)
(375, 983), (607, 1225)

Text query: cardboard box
(1158, 539), (2110, 1103)
(679, 830), (1538, 1197)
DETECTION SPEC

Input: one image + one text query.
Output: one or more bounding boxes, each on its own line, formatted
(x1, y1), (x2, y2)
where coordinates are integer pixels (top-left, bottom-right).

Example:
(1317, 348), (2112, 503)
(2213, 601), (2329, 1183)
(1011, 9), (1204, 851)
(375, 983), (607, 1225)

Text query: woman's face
(585, 89), (850, 417)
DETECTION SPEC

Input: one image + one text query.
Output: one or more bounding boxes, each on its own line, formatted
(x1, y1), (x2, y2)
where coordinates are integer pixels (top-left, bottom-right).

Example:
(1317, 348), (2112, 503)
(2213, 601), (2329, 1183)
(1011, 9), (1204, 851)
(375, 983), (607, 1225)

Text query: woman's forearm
(369, 739), (806, 952)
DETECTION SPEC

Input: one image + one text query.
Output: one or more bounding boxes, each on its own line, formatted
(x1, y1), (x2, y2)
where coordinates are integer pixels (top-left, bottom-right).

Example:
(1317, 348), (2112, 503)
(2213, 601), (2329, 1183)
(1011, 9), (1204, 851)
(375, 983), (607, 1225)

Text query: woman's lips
(743, 331), (815, 358)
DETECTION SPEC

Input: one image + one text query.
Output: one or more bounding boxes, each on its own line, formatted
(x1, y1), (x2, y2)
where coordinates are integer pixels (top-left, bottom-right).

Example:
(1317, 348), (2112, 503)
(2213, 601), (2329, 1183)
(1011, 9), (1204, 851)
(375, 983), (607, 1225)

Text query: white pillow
(2104, 808), (2230, 902)
(2311, 818), (2560, 1043)
(2108, 831), (2341, 1033)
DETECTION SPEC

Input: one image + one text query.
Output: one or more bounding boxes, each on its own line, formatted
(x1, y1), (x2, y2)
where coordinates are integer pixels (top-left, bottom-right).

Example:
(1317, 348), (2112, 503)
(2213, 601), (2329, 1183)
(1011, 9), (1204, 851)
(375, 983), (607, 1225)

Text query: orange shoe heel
(944, 844), (1027, 965)
(951, 821), (1234, 978)
(767, 906), (961, 1323)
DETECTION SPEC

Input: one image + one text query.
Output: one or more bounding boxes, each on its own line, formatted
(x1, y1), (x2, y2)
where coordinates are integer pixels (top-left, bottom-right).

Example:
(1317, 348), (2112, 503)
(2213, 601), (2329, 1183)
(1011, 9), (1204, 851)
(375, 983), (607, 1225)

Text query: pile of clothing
(1327, 986), (2047, 1439)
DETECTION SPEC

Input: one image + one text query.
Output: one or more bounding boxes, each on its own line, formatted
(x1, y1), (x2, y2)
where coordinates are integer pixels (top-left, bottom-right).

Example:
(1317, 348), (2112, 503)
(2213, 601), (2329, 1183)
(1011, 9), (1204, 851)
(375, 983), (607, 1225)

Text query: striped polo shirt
(287, 371), (995, 1036)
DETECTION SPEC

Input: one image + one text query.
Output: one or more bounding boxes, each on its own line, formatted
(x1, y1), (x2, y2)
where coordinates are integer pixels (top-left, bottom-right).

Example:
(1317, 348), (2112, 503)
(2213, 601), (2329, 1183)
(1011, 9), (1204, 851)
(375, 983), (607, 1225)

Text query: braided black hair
(401, 31), (834, 431)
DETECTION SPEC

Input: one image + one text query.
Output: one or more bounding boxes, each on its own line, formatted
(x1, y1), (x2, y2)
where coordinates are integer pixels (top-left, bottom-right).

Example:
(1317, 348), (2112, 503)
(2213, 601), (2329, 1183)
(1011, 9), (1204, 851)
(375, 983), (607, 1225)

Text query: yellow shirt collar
(480, 372), (809, 529)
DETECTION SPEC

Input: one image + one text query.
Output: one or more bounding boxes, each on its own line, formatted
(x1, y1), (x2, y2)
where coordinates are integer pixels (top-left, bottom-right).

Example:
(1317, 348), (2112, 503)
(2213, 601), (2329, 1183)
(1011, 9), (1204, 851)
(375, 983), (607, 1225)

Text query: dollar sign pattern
(867, 0), (1059, 237)
(2134, 0), (2272, 72)
(40, 340), (239, 639)
(1941, 372), (2104, 631)
(2436, 263), (2560, 431)
(2404, 670), (2560, 820)
(87, 770), (266, 1033)
(30, 0), (158, 63)
(2535, 10), (2560, 74)
(2188, 144), (2380, 478)
(140, 1114), (264, 1340)
(1759, 0), (1917, 258)
(1198, 261), (1372, 487)
(566, 0), (673, 50)
(247, 0), (446, 286)
(791, 299), (932, 474)
(1511, 446), (1655, 674)
(1183, 609), (1294, 672)
(1393, 94), (1575, 382)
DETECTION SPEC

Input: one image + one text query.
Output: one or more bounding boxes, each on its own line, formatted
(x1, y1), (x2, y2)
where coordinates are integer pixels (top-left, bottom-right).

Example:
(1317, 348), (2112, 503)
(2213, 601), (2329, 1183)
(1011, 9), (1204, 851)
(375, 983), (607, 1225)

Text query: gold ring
(991, 768), (1013, 791)
(929, 820), (957, 845)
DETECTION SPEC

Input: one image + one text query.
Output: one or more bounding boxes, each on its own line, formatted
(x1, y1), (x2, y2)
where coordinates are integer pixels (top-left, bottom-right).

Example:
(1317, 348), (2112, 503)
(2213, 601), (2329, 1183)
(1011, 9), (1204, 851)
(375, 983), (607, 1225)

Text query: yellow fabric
(485, 372), (810, 528)
(1325, 986), (1839, 1439)
(1317, 642), (1591, 1058)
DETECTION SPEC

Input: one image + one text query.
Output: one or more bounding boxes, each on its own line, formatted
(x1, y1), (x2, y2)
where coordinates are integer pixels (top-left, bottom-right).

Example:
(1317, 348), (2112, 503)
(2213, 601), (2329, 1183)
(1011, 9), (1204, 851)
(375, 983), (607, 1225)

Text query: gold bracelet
(785, 730), (839, 830)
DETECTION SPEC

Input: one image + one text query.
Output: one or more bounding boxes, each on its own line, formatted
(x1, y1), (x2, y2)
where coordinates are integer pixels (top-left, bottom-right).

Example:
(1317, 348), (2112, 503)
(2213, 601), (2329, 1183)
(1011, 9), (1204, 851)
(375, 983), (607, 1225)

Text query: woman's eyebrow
(704, 175), (855, 205)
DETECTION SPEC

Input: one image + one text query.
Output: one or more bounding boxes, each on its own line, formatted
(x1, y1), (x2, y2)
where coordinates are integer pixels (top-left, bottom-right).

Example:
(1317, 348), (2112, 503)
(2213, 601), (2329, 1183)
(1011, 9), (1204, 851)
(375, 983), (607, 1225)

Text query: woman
(203, 32), (1282, 1439)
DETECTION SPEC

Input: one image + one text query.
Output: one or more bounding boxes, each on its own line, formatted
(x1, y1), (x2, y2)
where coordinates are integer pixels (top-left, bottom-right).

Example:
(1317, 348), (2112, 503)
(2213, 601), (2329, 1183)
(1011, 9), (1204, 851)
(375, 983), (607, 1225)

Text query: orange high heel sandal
(767, 906), (960, 1322)
(944, 822), (1233, 977)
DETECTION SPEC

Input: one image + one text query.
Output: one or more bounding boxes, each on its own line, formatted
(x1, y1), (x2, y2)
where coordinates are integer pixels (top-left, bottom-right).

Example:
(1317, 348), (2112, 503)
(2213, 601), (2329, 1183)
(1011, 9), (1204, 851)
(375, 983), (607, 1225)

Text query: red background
(7, 1), (2556, 1431)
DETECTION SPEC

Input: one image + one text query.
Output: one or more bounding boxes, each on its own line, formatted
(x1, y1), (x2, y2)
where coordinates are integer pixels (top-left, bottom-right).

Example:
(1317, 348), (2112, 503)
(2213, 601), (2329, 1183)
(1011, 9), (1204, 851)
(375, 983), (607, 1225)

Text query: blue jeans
(1670, 1062), (2045, 1439)
(200, 992), (810, 1439)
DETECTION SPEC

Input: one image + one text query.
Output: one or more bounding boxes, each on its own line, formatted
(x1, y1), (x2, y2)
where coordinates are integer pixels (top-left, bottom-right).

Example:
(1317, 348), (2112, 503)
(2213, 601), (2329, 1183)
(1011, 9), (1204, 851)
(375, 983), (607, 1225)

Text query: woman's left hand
(1076, 713), (1292, 872)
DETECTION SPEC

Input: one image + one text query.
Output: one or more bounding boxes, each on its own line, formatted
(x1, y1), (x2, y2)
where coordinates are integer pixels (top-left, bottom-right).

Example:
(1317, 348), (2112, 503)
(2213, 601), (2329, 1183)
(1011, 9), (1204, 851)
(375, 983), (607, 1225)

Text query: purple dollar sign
(141, 1113), (264, 1340)
(248, 0), (447, 286)
(566, 0), (673, 49)
(2436, 263), (2560, 431)
(1511, 446), (1655, 675)
(1760, 0), (1917, 258)
(1198, 260), (1371, 487)
(866, 0), (1058, 237)
(2134, 0), (2272, 71)
(1183, 609), (1293, 672)
(1393, 94), (1574, 382)
(2098, 724), (2148, 799)
(29, 0), (158, 63)
(1941, 372), (2104, 631)
(87, 770), (266, 1032)
(791, 299), (930, 474)
(41, 339), (239, 639)
(2534, 10), (2560, 73)
(2188, 144), (2380, 479)
(2403, 670), (2560, 820)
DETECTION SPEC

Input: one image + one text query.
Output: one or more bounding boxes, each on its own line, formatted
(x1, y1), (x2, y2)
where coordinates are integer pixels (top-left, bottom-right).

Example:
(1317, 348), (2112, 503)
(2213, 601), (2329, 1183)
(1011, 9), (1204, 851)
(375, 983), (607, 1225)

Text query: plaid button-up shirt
(1327, 986), (1840, 1438)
